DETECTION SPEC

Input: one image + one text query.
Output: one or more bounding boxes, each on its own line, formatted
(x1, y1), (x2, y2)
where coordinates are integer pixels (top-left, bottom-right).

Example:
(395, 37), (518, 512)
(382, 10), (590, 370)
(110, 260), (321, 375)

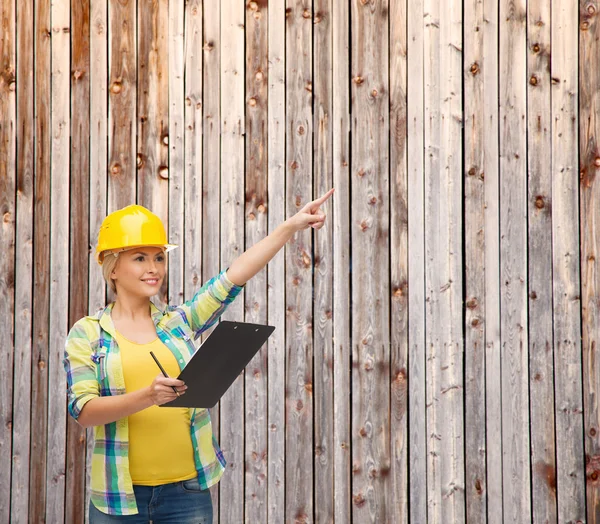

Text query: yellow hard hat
(96, 205), (177, 264)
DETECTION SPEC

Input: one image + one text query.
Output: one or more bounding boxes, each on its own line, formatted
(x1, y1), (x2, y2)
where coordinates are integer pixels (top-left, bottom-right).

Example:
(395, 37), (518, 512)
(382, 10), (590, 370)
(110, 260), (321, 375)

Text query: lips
(142, 278), (160, 286)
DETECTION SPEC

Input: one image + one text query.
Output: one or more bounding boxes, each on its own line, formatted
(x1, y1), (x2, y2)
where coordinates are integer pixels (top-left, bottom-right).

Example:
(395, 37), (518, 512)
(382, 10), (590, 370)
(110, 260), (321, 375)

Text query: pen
(149, 351), (180, 397)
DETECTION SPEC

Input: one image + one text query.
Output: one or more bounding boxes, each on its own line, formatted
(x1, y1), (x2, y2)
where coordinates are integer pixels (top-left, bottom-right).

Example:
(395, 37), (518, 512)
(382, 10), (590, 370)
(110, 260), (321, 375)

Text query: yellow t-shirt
(115, 330), (197, 486)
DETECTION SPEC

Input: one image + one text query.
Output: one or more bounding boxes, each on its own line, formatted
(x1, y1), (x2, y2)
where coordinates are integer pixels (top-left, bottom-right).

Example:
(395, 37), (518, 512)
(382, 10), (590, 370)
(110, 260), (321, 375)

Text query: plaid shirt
(63, 269), (243, 516)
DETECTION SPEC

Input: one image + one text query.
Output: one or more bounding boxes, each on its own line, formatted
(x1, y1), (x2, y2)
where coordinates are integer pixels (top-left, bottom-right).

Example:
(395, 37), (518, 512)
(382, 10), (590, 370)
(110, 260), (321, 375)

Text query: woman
(63, 188), (333, 523)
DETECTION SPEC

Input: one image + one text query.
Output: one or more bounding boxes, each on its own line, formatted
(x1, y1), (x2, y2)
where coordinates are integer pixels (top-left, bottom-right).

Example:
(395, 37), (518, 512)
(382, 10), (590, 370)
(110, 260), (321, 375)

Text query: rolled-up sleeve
(63, 322), (100, 420)
(176, 269), (244, 337)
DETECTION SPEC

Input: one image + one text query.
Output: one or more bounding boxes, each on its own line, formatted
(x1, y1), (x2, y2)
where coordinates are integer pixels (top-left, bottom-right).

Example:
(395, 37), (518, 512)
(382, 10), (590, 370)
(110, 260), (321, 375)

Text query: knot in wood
(353, 75), (364, 85)
(529, 290), (538, 300)
(529, 75), (539, 86)
(371, 89), (378, 97)
(359, 427), (367, 437)
(304, 382), (313, 393)
(357, 168), (366, 177)
(471, 317), (480, 327)
(8, 81), (16, 91)
(535, 195), (545, 209)
(369, 196), (377, 205)
(360, 220), (369, 232)
(587, 2), (597, 15)
(257, 203), (266, 213)
(594, 157), (600, 167)
(73, 69), (83, 80)
(470, 62), (479, 75)
(159, 166), (169, 179)
(203, 41), (214, 51)
(297, 125), (305, 135)
(466, 297), (478, 309)
(285, 7), (292, 17)
(248, 1), (258, 11)
(302, 9), (311, 19)
(532, 43), (541, 53)
(110, 81), (122, 94)
(162, 135), (169, 146)
(296, 399), (304, 411)
(248, 97), (257, 107)
(468, 166), (477, 177)
(248, 212), (256, 220)
(353, 493), (366, 507)
(291, 160), (299, 170)
(305, 81), (312, 93)
(111, 163), (121, 175)
(314, 13), (322, 24)
(590, 427), (597, 437)
(136, 154), (143, 169)
(581, 20), (590, 30)
(255, 70), (264, 82)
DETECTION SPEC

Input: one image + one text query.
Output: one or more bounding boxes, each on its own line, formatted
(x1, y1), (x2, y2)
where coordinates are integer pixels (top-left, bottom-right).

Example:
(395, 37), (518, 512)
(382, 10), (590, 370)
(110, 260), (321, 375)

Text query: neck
(112, 293), (152, 321)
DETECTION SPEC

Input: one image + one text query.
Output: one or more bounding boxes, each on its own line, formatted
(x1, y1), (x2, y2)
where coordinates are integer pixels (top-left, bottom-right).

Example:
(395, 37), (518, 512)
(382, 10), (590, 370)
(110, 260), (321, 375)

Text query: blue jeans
(89, 477), (213, 523)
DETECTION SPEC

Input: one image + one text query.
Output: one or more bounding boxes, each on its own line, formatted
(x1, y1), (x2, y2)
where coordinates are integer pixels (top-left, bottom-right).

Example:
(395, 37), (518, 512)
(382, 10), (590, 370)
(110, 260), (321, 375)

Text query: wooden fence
(1, 0), (599, 522)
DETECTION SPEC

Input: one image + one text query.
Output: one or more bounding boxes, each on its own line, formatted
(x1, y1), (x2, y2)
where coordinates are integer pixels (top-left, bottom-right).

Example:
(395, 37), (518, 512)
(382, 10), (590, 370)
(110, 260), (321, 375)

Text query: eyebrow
(131, 251), (164, 257)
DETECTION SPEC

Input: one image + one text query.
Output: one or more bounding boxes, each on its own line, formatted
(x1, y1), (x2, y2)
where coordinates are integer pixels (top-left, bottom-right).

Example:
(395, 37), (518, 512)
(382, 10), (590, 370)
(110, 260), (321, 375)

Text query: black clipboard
(162, 320), (275, 408)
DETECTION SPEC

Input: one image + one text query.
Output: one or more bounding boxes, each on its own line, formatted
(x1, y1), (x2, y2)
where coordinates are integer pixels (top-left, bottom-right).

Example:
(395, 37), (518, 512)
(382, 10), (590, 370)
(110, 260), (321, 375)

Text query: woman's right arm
(64, 322), (186, 429)
(76, 376), (185, 428)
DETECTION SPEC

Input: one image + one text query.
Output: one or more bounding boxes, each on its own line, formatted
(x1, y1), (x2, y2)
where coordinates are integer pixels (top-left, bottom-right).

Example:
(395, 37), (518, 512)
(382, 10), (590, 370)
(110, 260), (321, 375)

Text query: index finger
(311, 188), (335, 207)
(157, 375), (185, 387)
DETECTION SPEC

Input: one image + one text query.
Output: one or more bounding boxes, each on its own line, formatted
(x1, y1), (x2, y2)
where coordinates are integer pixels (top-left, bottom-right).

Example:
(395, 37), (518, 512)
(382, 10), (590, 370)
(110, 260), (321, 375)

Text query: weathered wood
(285, 2), (314, 522)
(551, 1), (586, 521)
(390, 0), (408, 522)
(526, 0), (557, 521)
(219, 2), (246, 523)
(244, 2), (269, 523)
(313, 1), (334, 523)
(499, 0), (531, 520)
(425, 0), (464, 522)
(167, 0), (185, 307)
(11, 0), (34, 520)
(66, 0), (91, 521)
(88, 0), (109, 516)
(481, 2), (501, 522)
(183, 0), (203, 305)
(0, 0), (16, 520)
(463, 0), (488, 521)
(579, 0), (600, 521)
(407, 0), (427, 520)
(108, 0), (136, 211)
(351, 0), (391, 522)
(137, 0), (169, 308)
(29, 0), (52, 520)
(46, 1), (70, 519)
(267, 2), (286, 521)
(332, 0), (351, 521)
(202, 0), (221, 513)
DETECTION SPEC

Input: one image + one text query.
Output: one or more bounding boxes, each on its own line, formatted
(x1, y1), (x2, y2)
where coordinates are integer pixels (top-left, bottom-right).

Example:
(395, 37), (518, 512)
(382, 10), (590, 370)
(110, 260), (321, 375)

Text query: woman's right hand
(148, 375), (187, 405)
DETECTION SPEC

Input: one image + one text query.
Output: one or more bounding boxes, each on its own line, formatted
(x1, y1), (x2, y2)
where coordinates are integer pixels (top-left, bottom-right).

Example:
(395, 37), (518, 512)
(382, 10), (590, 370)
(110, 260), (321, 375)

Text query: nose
(147, 258), (158, 274)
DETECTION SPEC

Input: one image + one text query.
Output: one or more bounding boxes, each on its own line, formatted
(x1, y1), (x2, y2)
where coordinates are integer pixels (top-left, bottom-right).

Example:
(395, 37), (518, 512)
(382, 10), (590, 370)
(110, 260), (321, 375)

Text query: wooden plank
(551, 0), (586, 521)
(168, 0), (185, 306)
(424, 0), (464, 521)
(11, 0), (34, 519)
(482, 1), (501, 522)
(244, 2), (269, 523)
(331, 0), (351, 521)
(526, 0), (557, 521)
(579, 0), (600, 521)
(266, 2), (286, 522)
(201, 0), (221, 513)
(463, 0), (488, 521)
(0, 0), (16, 519)
(108, 0), (136, 211)
(350, 0), (391, 522)
(285, 2), (314, 521)
(137, 0), (169, 307)
(313, 0), (334, 523)
(66, 0), (91, 521)
(219, 2), (246, 522)
(29, 0), (51, 519)
(389, 0), (408, 522)
(406, 0), (427, 520)
(183, 0), (203, 305)
(88, 0), (109, 516)
(499, 0), (530, 520)
(46, 0), (70, 519)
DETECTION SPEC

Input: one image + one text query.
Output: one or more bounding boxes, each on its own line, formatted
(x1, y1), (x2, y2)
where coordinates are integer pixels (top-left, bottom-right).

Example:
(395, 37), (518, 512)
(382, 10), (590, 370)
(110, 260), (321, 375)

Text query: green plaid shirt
(63, 269), (243, 516)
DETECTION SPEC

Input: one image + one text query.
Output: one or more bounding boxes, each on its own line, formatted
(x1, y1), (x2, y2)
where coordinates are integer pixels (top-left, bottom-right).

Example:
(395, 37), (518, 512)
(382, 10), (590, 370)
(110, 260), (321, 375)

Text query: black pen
(149, 351), (180, 397)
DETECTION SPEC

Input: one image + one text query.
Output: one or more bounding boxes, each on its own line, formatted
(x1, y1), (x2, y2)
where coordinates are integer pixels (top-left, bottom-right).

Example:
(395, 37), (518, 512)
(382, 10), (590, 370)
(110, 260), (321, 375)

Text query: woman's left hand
(287, 188), (335, 232)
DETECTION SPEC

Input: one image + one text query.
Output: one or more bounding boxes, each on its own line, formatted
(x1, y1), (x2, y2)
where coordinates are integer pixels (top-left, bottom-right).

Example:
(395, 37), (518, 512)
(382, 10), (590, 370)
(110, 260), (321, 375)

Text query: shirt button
(179, 359), (184, 363)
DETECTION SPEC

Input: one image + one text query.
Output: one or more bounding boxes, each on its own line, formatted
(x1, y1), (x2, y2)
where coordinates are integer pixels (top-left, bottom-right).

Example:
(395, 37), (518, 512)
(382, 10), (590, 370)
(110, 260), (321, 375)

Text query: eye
(156, 255), (165, 262)
(135, 256), (145, 262)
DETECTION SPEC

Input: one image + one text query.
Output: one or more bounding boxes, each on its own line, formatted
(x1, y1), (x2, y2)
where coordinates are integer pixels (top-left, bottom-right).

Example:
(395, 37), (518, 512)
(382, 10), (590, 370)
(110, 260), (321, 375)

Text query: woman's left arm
(226, 188), (334, 286)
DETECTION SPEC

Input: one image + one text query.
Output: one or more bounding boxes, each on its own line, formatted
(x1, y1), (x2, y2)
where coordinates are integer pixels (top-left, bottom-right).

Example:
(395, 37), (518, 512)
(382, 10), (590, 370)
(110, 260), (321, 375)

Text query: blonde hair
(101, 252), (119, 294)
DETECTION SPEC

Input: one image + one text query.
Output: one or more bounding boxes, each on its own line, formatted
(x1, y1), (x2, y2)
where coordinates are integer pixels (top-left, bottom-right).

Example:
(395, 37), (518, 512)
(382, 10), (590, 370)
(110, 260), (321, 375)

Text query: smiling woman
(62, 192), (333, 522)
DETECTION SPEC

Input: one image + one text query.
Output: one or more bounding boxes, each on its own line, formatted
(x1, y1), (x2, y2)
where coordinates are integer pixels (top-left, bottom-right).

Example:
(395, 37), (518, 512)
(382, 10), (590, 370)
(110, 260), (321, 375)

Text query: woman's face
(111, 246), (166, 298)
